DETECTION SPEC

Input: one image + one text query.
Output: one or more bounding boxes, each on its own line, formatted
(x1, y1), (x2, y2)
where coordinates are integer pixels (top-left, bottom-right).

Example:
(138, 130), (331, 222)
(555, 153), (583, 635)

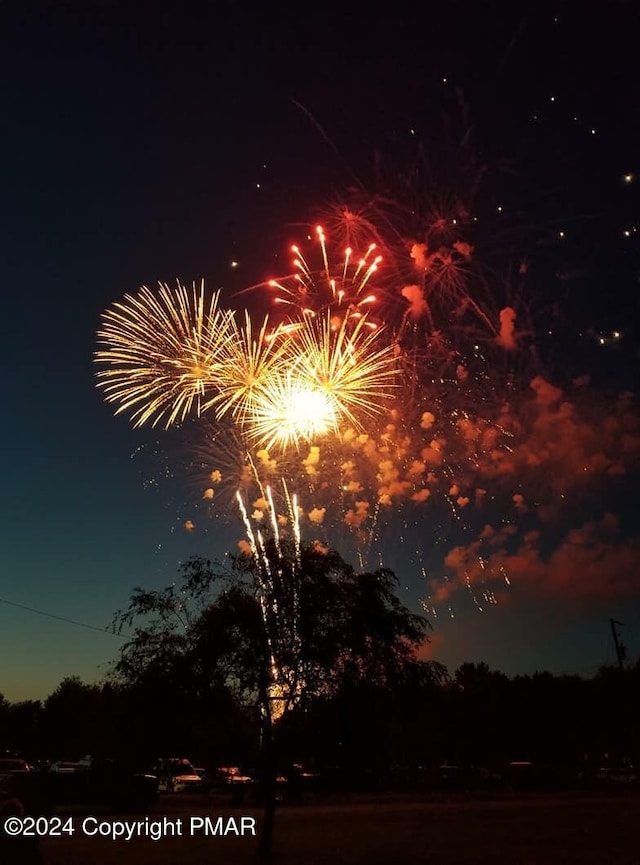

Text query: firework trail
(236, 485), (304, 718)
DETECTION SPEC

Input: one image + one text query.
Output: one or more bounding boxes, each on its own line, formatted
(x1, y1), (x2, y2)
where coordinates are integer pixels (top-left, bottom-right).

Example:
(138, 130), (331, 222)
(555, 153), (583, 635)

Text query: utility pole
(609, 619), (627, 670)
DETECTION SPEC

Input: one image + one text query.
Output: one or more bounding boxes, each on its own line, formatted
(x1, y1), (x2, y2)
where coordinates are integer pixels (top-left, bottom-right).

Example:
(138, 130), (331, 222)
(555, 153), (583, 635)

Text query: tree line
(2, 661), (639, 773)
(1, 544), (638, 776)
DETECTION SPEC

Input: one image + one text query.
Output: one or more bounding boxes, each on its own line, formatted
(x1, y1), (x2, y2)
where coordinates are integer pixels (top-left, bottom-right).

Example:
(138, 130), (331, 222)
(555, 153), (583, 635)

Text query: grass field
(40, 793), (638, 865)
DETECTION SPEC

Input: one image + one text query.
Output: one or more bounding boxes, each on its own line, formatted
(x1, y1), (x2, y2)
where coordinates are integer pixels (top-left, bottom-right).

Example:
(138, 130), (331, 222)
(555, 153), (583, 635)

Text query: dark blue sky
(1, 1), (639, 702)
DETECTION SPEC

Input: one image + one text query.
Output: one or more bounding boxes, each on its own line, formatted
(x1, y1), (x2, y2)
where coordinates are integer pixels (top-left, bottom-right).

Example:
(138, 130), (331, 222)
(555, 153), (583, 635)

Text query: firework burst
(268, 224), (383, 329)
(207, 311), (397, 452)
(95, 281), (232, 428)
(292, 312), (398, 427)
(203, 311), (288, 425)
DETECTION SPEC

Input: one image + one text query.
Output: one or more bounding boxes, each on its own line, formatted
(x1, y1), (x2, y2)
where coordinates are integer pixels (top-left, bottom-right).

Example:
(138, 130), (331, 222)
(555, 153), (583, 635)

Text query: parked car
(503, 761), (560, 791)
(155, 758), (203, 793)
(275, 763), (326, 801)
(204, 766), (255, 803)
(48, 761), (82, 774)
(213, 766), (255, 787)
(0, 759), (31, 774)
(595, 767), (638, 789)
(436, 764), (502, 793)
(73, 756), (159, 811)
(2, 757), (158, 815)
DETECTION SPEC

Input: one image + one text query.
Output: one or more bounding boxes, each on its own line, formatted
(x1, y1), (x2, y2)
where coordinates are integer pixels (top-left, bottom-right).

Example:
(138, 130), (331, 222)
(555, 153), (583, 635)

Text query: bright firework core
(249, 372), (339, 451)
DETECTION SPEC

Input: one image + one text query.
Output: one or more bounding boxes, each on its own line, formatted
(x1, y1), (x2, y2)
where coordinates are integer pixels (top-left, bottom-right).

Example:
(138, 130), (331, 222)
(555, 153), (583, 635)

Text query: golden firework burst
(95, 281), (232, 428)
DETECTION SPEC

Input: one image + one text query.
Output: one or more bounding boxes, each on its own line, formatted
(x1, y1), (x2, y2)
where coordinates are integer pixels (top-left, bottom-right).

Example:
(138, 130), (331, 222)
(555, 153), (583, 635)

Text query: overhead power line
(0, 595), (126, 639)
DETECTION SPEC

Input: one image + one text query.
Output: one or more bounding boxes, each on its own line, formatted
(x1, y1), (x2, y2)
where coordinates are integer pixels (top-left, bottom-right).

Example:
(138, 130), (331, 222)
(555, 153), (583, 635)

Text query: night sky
(2, 1), (639, 703)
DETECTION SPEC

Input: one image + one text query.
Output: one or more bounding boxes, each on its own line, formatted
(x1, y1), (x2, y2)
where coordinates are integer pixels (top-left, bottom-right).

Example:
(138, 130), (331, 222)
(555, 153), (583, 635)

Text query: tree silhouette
(113, 540), (429, 857)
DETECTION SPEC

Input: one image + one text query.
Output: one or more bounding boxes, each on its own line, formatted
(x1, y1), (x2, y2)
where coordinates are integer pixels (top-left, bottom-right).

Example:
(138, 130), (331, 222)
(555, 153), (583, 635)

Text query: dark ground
(39, 792), (639, 864)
